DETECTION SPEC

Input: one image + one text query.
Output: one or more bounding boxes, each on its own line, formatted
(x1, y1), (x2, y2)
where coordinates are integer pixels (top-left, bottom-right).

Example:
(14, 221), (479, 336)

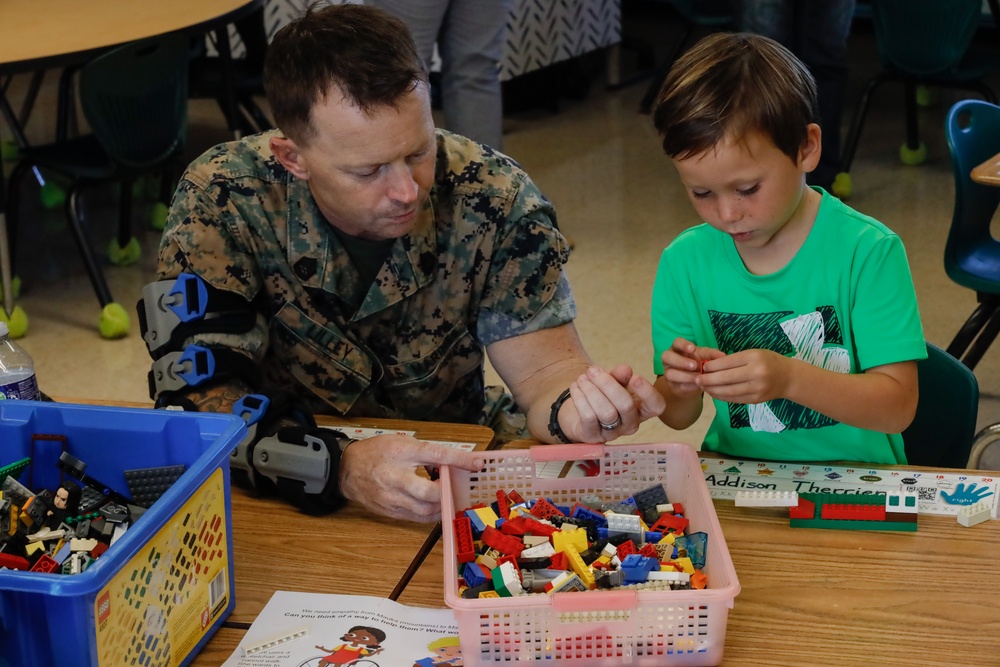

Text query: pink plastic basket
(442, 443), (740, 666)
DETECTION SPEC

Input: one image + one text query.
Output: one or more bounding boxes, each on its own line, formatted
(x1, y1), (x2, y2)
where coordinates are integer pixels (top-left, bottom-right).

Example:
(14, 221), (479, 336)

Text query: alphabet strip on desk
(700, 457), (998, 518)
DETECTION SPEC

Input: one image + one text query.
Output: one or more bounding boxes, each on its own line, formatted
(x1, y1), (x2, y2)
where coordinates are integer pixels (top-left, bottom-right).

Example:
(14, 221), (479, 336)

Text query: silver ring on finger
(599, 415), (622, 431)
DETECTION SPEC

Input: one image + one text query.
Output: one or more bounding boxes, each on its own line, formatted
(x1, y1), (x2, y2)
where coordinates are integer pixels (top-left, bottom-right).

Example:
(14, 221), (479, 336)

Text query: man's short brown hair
(652, 32), (818, 162)
(263, 3), (428, 144)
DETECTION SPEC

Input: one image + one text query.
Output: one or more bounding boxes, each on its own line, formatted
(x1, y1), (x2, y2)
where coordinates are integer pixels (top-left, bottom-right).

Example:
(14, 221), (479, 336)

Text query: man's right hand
(337, 435), (484, 522)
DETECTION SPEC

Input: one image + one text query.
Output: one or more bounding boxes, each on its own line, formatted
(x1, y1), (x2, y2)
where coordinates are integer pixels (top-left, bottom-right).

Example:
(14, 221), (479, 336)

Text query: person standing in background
(739, 0), (857, 192)
(369, 0), (511, 150)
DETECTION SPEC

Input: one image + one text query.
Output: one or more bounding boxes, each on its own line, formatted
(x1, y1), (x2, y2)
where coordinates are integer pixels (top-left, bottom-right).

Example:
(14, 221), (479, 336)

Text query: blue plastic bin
(0, 401), (246, 667)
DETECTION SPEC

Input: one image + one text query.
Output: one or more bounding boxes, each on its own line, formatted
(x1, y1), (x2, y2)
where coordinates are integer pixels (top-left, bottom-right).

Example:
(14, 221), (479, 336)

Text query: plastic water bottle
(0, 321), (39, 401)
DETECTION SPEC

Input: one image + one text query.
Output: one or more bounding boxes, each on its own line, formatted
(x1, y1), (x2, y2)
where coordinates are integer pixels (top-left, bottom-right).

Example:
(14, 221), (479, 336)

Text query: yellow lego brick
(479, 590), (501, 598)
(657, 533), (677, 545)
(552, 527), (588, 554)
(25, 540), (43, 556)
(563, 544), (596, 590)
(472, 507), (500, 529)
(670, 556), (695, 574)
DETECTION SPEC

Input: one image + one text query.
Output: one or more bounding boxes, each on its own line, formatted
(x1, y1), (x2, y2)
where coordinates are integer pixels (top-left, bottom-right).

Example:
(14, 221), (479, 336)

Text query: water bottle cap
(0, 321), (8, 338)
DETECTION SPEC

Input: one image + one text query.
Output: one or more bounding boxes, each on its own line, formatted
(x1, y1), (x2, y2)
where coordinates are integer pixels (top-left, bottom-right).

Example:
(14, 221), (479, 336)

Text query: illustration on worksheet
(221, 592), (462, 667)
(314, 625), (386, 666)
(413, 636), (464, 666)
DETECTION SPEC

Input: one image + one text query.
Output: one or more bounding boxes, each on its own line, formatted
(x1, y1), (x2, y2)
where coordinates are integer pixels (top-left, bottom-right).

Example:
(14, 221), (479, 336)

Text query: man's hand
(563, 364), (665, 443)
(338, 435), (483, 521)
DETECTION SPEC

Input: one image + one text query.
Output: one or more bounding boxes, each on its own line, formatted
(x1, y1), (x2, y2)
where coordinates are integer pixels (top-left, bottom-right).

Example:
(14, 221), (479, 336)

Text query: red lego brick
(0, 552), (29, 570)
(522, 516), (558, 536)
(453, 516), (477, 563)
(508, 489), (526, 505)
(616, 540), (638, 561)
(789, 497), (816, 519)
(481, 526), (525, 557)
(496, 489), (511, 519)
(500, 516), (529, 535)
(549, 552), (568, 570)
(30, 554), (58, 573)
(639, 543), (659, 559)
(650, 513), (689, 535)
(821, 503), (886, 521)
(529, 497), (565, 520)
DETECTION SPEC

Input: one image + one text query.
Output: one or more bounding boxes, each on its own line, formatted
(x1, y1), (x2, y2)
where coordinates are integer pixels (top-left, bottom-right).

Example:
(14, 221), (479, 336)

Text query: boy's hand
(697, 348), (792, 404)
(661, 338), (725, 394)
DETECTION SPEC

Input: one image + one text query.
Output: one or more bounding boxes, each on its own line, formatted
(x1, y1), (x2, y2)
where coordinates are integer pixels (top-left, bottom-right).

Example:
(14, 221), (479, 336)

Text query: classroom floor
(3, 24), (1000, 451)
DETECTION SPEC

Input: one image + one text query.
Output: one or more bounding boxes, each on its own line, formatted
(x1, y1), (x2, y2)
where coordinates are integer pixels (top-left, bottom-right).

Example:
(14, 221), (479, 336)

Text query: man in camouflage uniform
(152, 4), (664, 520)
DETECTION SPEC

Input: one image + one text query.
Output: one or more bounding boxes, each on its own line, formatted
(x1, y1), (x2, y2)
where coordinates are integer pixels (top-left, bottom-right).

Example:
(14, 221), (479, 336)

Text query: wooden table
(395, 448), (1000, 667)
(184, 414), (495, 667)
(971, 152), (1000, 187)
(0, 0), (260, 74)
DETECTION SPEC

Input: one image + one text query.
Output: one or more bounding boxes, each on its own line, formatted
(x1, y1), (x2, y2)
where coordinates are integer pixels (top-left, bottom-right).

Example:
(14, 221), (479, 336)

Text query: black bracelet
(548, 388), (573, 444)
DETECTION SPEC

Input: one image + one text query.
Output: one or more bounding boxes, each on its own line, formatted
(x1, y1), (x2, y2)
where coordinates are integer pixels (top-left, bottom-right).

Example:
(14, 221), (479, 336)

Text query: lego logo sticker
(97, 591), (112, 624)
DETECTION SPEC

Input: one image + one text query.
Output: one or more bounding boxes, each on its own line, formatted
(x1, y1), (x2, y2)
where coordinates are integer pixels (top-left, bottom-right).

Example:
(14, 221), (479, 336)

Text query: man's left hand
(564, 365), (665, 442)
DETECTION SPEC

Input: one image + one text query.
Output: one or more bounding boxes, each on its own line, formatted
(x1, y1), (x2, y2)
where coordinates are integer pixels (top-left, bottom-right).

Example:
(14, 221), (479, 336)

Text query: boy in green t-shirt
(649, 33), (926, 464)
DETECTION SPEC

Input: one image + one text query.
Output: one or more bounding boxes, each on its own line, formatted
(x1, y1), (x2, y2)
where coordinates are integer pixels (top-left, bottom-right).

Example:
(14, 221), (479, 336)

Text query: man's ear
(798, 123), (823, 173)
(270, 135), (310, 180)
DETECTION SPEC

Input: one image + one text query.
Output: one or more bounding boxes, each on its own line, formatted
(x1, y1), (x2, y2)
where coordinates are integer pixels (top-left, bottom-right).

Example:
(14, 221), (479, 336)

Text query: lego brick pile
(452, 483), (710, 598)
(0, 449), (184, 575)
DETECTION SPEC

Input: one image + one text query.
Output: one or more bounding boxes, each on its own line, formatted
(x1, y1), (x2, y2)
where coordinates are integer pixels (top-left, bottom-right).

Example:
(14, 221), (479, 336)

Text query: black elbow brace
(229, 393), (355, 515)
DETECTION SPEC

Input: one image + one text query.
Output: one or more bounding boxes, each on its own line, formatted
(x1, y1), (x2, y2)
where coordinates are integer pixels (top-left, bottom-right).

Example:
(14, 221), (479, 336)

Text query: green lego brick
(789, 517), (917, 531)
(0, 457), (30, 483)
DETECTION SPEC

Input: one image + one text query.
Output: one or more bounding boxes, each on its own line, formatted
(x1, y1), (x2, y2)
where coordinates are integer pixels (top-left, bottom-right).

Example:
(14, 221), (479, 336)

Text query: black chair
(188, 4), (272, 137)
(636, 0), (735, 114)
(902, 343), (979, 468)
(833, 0), (1000, 199)
(6, 33), (190, 339)
(941, 99), (1000, 370)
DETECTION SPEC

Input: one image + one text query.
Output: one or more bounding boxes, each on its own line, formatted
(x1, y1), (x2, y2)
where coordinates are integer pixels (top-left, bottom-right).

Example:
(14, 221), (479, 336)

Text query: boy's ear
(798, 123), (823, 173)
(270, 135), (311, 180)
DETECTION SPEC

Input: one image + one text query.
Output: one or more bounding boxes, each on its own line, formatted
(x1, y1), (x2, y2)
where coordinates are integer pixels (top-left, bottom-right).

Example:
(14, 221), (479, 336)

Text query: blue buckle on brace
(233, 394), (270, 427)
(166, 273), (209, 322)
(175, 344), (216, 387)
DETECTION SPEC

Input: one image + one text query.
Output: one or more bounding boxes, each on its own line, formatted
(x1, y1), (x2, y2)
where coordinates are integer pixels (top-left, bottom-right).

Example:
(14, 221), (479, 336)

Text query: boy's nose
(717, 199), (743, 224)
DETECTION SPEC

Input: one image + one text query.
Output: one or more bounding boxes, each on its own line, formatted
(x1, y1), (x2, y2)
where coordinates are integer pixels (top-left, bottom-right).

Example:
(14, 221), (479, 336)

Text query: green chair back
(79, 33), (190, 169)
(902, 343), (979, 468)
(872, 0), (982, 77)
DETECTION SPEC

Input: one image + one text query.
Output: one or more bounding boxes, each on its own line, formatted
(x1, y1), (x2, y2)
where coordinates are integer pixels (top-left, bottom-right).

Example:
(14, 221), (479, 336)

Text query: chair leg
(117, 178), (133, 249)
(838, 73), (891, 175)
(5, 160), (32, 279)
(960, 303), (1000, 370)
(946, 295), (1000, 362)
(902, 81), (920, 152)
(638, 22), (696, 114)
(64, 187), (114, 308)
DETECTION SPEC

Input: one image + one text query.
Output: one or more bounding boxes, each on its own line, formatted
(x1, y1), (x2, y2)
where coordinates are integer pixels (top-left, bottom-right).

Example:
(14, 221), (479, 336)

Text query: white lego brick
(647, 570), (691, 584)
(242, 628), (309, 656)
(734, 490), (799, 507)
(885, 491), (919, 514)
(957, 501), (992, 528)
(521, 541), (556, 559)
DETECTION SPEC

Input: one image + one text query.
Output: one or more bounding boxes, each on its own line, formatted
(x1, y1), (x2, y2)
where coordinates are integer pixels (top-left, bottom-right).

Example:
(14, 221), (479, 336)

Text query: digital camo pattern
(157, 130), (574, 440)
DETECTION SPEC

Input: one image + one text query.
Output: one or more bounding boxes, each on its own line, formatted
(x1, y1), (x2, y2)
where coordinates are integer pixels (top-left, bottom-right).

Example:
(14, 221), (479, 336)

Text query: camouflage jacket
(156, 129), (575, 437)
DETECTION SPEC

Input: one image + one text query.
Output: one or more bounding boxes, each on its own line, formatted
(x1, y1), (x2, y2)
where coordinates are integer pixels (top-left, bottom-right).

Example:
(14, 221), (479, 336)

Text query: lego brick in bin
(441, 442), (741, 667)
(125, 464), (187, 508)
(0, 401), (245, 667)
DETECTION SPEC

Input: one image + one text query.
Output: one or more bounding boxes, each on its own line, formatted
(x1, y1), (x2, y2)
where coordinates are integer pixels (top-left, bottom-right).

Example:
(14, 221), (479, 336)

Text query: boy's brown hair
(652, 32), (818, 162)
(263, 3), (428, 144)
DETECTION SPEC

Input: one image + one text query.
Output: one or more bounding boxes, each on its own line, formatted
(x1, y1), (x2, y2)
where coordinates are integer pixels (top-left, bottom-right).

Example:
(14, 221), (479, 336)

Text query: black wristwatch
(548, 388), (573, 444)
